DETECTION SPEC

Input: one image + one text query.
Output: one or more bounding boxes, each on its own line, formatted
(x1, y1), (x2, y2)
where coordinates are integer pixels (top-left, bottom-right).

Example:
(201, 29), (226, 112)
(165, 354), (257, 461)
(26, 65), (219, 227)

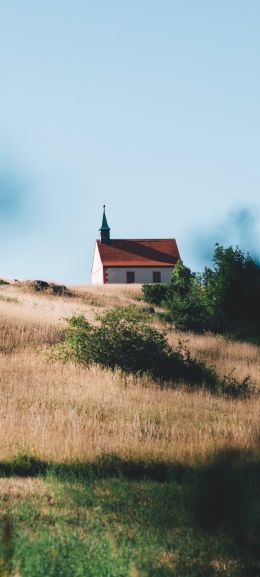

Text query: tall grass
(0, 286), (259, 463)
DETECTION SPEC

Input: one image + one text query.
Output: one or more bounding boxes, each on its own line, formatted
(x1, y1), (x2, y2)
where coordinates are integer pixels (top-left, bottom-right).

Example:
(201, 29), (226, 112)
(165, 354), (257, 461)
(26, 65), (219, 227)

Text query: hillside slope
(0, 281), (259, 576)
(0, 280), (259, 462)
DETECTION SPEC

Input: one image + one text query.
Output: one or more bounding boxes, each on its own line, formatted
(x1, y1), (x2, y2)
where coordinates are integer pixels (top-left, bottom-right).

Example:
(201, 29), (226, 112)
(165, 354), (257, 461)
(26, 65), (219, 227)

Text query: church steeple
(99, 205), (110, 244)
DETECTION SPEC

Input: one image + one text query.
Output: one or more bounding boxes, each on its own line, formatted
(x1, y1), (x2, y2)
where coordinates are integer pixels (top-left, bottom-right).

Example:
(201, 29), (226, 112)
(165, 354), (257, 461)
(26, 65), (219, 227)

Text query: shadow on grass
(0, 448), (259, 576)
(196, 448), (260, 576)
(0, 453), (189, 482)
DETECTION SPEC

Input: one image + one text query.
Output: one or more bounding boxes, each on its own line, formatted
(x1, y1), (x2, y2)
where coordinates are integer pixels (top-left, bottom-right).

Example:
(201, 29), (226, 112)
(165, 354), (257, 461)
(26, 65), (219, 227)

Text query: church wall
(91, 243), (104, 284)
(91, 267), (104, 284)
(106, 267), (173, 284)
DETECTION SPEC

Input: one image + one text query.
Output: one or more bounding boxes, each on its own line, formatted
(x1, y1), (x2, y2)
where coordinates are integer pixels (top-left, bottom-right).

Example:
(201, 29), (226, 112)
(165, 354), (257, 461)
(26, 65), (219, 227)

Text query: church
(91, 206), (180, 284)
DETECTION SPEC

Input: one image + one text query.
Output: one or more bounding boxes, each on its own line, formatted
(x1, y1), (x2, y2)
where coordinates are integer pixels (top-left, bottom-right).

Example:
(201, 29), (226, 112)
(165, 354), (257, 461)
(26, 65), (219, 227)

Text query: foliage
(168, 259), (195, 298)
(203, 244), (260, 331)
(61, 306), (254, 398)
(152, 246), (260, 338)
(63, 306), (170, 378)
(165, 261), (212, 332)
(141, 283), (168, 305)
(64, 306), (172, 380)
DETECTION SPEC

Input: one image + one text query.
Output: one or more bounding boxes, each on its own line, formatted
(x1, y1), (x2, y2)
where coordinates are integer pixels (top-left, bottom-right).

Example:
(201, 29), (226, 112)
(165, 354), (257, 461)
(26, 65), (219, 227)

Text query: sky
(0, 0), (260, 283)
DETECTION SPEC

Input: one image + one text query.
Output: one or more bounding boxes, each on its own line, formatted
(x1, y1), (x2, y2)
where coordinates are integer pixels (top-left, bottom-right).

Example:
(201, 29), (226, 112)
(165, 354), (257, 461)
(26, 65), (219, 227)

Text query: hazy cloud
(0, 169), (29, 227)
(191, 206), (260, 267)
(0, 172), (24, 219)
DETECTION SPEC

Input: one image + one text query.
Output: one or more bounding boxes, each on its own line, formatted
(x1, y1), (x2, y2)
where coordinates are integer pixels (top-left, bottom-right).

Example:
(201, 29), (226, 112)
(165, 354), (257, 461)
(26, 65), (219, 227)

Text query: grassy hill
(0, 281), (259, 576)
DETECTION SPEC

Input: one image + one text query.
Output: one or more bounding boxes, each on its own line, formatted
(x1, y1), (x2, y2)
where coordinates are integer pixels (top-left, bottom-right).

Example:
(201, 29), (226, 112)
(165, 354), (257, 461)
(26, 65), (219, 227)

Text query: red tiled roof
(97, 239), (180, 267)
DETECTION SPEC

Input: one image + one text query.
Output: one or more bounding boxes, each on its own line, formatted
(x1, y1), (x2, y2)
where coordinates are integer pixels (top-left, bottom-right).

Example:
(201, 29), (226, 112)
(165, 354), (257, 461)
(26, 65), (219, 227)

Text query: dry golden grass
(0, 282), (142, 326)
(0, 316), (63, 353)
(72, 283), (142, 304)
(0, 283), (259, 466)
(168, 331), (260, 388)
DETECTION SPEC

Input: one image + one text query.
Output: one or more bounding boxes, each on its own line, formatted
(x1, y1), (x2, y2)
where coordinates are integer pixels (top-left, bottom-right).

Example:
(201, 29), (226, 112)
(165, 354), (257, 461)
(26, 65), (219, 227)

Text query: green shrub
(142, 283), (168, 305)
(60, 306), (254, 398)
(63, 306), (172, 378)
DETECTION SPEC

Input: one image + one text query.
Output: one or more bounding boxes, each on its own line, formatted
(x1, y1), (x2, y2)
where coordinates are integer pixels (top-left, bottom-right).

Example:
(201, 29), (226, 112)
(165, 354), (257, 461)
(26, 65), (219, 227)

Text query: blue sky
(0, 0), (259, 283)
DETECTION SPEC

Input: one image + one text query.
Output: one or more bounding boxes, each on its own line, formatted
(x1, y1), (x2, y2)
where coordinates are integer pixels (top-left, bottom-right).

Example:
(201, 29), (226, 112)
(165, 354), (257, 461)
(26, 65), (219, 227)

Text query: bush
(63, 306), (173, 378)
(142, 283), (168, 305)
(60, 306), (254, 398)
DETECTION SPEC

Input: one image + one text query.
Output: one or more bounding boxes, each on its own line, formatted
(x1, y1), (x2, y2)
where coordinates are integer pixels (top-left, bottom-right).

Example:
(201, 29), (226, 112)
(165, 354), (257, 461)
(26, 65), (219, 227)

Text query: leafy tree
(165, 261), (211, 332)
(159, 246), (260, 338)
(203, 244), (260, 332)
(168, 260), (194, 297)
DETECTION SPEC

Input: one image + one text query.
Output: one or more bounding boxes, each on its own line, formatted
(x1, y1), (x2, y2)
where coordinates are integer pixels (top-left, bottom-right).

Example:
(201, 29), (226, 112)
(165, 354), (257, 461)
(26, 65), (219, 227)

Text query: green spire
(99, 205), (110, 243)
(100, 205), (110, 231)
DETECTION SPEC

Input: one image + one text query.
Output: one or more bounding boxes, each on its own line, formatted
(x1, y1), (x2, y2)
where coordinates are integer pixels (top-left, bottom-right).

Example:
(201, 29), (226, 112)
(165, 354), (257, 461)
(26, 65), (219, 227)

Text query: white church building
(91, 206), (180, 285)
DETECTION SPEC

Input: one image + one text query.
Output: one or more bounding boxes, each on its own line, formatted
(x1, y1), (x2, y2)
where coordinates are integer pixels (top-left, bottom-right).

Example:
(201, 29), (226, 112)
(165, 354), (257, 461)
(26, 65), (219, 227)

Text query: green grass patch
(0, 449), (259, 576)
